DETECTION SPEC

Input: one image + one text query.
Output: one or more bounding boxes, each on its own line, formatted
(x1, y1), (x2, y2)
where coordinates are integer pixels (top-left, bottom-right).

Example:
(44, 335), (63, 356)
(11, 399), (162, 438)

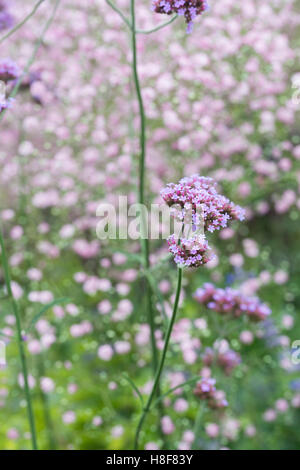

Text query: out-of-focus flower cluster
(202, 346), (241, 375)
(0, 58), (21, 83)
(0, 0), (14, 32)
(194, 377), (228, 409)
(194, 283), (272, 321)
(0, 58), (20, 115)
(152, 0), (209, 33)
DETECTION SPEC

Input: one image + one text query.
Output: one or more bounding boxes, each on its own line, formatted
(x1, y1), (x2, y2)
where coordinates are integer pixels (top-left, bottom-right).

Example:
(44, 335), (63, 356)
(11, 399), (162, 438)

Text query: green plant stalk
(0, 229), (38, 450)
(129, 0), (159, 374)
(129, 0), (167, 442)
(134, 267), (183, 450)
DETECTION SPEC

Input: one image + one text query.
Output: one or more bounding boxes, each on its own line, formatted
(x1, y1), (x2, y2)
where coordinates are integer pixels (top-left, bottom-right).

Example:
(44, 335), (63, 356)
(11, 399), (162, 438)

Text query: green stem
(105, 0), (132, 30)
(130, 0), (166, 443)
(129, 0), (159, 376)
(0, 0), (46, 45)
(0, 228), (38, 450)
(134, 267), (183, 450)
(136, 15), (178, 34)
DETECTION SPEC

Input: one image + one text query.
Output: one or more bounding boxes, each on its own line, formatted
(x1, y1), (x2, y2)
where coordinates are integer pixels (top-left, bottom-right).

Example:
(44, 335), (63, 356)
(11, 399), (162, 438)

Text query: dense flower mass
(162, 175), (245, 267)
(161, 175), (245, 233)
(194, 377), (228, 409)
(0, 58), (21, 83)
(194, 283), (272, 322)
(152, 0), (209, 33)
(167, 233), (213, 267)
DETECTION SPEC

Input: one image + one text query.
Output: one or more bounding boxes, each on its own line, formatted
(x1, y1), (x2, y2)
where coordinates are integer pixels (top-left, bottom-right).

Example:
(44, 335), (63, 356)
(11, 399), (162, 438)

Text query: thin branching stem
(0, 0), (46, 45)
(136, 15), (178, 34)
(134, 267), (183, 450)
(105, 0), (132, 30)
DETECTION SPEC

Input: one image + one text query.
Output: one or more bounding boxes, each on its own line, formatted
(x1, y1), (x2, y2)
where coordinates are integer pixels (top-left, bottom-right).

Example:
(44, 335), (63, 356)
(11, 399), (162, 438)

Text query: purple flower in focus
(167, 233), (214, 268)
(161, 175), (245, 268)
(152, 0), (209, 33)
(161, 175), (245, 234)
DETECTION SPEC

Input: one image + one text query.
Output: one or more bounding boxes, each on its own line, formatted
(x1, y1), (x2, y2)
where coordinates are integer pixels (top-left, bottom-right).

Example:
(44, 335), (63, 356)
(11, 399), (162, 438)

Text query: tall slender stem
(134, 267), (183, 450)
(129, 0), (158, 374)
(0, 228), (38, 450)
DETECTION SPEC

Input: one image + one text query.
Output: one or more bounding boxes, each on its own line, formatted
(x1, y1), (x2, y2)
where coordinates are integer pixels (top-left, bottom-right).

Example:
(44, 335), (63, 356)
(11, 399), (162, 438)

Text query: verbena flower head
(194, 283), (272, 322)
(194, 377), (228, 409)
(0, 58), (21, 83)
(161, 175), (245, 233)
(167, 233), (213, 268)
(152, 0), (209, 33)
(161, 175), (245, 268)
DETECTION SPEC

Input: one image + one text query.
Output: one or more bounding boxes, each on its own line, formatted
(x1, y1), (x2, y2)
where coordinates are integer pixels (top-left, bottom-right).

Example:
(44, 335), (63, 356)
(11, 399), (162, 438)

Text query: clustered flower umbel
(194, 283), (272, 322)
(203, 347), (241, 375)
(152, 0), (209, 33)
(0, 0), (14, 31)
(194, 377), (228, 409)
(161, 175), (245, 268)
(167, 233), (213, 268)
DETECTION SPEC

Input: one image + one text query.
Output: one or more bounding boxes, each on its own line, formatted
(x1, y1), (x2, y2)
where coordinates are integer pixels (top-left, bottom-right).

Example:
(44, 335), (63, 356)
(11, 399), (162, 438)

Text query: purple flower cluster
(161, 175), (245, 233)
(167, 233), (213, 268)
(0, 58), (21, 83)
(194, 283), (272, 322)
(0, 0), (14, 31)
(203, 347), (241, 375)
(152, 0), (209, 33)
(194, 377), (228, 409)
(161, 175), (245, 268)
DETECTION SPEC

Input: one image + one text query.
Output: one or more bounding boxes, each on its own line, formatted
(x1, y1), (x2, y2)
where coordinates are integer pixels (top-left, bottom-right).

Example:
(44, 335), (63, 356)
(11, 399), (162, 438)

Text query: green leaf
(27, 297), (70, 331)
(122, 373), (144, 407)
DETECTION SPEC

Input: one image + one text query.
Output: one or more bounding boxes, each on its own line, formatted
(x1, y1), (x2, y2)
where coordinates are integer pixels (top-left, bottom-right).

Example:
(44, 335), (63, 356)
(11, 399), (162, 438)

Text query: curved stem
(136, 15), (178, 34)
(0, 0), (46, 45)
(105, 0), (132, 30)
(134, 267), (183, 450)
(0, 228), (38, 450)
